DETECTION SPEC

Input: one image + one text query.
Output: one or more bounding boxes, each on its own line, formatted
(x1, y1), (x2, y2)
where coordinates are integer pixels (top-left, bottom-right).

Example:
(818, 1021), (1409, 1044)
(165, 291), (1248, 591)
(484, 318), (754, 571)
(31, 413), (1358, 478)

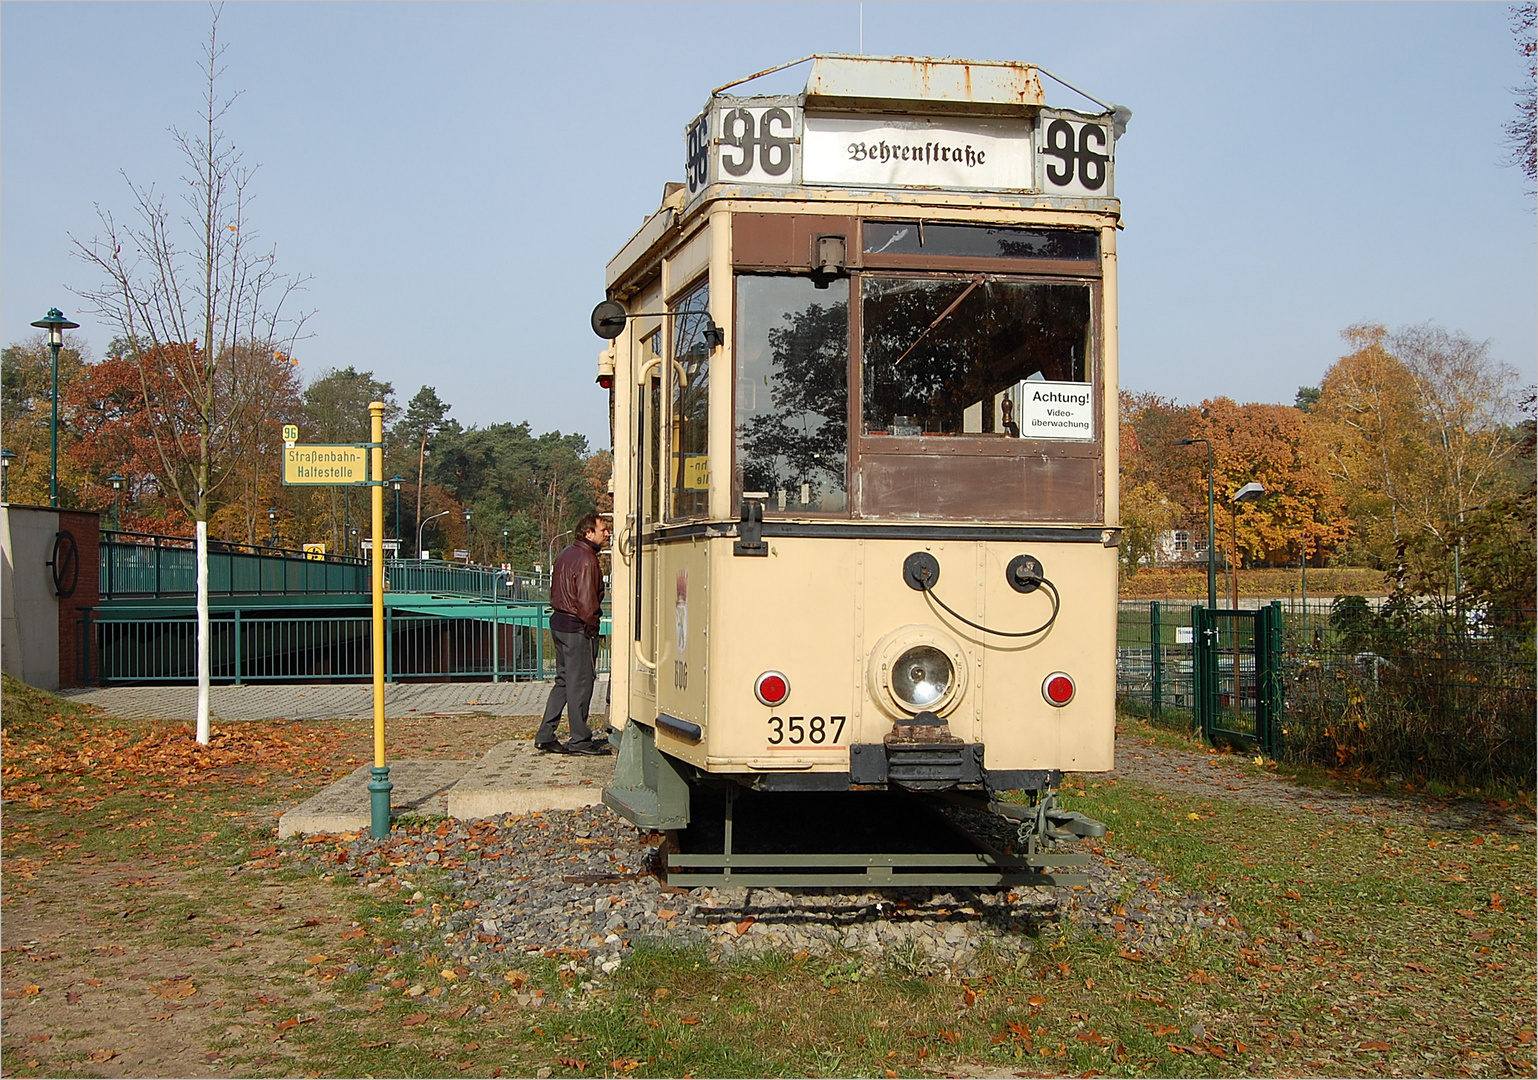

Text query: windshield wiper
(891, 275), (985, 368)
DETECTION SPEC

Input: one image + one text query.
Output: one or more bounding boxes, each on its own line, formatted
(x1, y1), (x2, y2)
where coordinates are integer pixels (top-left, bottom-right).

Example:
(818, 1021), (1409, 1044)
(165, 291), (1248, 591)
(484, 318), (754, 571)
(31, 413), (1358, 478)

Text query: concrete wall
(2, 504), (61, 689)
(0, 504), (101, 690)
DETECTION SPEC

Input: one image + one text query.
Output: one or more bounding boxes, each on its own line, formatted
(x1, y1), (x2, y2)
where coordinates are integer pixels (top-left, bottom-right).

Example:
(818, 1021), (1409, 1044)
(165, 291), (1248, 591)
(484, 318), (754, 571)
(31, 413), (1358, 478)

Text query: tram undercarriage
(604, 720), (1106, 889)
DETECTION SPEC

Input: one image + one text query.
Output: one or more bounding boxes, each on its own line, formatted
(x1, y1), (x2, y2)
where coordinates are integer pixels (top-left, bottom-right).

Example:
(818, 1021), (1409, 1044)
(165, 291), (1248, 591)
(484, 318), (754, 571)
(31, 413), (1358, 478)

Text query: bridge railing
(101, 531), (368, 598)
(100, 532), (548, 601)
(81, 605), (611, 684)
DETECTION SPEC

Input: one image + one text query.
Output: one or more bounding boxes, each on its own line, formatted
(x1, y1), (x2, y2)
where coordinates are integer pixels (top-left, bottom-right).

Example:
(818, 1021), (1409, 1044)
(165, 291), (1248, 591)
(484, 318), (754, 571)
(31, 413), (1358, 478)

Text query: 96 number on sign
(1041, 119), (1108, 191)
(767, 715), (846, 745)
(720, 107), (794, 178)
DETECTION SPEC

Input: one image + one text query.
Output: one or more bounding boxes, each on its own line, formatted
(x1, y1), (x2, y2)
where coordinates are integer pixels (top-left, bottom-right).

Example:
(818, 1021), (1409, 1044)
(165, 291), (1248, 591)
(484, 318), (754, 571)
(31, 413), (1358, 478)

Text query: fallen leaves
(150, 978), (196, 1000)
(401, 1013), (429, 1027)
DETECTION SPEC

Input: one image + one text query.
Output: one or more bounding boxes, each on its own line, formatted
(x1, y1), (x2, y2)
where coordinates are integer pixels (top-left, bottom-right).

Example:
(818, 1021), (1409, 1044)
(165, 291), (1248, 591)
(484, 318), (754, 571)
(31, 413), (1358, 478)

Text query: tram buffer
(592, 55), (1125, 888)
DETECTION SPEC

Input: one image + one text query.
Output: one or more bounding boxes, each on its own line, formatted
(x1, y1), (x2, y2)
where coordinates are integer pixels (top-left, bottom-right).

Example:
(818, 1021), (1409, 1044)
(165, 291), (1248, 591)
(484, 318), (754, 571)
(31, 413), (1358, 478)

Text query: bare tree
(73, 7), (311, 743)
(1508, 2), (1536, 193)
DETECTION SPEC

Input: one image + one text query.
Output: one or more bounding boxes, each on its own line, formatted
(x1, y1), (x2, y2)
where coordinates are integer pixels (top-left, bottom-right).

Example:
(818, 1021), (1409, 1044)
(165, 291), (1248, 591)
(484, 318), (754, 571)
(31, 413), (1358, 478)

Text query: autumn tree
(1187, 397), (1351, 572)
(0, 337), (90, 507)
(70, 10), (310, 743)
(1314, 323), (1526, 602)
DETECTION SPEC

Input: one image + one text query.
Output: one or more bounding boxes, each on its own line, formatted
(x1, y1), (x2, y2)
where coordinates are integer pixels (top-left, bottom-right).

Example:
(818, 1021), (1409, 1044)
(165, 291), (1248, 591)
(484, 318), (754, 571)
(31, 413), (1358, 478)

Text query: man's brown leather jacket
(550, 537), (604, 637)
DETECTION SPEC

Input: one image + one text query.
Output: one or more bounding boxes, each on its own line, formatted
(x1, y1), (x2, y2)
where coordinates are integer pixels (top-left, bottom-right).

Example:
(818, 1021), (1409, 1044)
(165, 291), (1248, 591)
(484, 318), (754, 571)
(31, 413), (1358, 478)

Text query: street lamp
(1230, 482), (1265, 608)
(2, 448), (17, 503)
(30, 308), (80, 508)
(109, 474), (125, 531)
(463, 509), (473, 564)
(1177, 438), (1217, 611)
(268, 507), (279, 547)
(390, 475), (405, 551)
(418, 509), (451, 561)
(502, 527), (510, 563)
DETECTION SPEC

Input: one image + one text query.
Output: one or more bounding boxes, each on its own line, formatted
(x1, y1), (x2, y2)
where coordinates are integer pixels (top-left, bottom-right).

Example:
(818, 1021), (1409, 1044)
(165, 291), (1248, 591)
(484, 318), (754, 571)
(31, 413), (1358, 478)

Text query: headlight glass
(891, 645), (953, 711)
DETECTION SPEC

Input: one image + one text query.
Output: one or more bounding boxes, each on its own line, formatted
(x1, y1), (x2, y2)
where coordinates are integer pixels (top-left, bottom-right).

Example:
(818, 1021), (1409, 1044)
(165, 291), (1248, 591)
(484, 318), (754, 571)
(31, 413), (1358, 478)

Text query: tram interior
(733, 273), (1093, 511)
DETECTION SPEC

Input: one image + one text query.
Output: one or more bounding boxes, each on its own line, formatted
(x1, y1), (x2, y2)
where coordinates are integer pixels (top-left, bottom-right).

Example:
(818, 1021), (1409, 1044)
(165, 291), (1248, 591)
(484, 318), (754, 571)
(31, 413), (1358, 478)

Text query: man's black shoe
(535, 740), (572, 754)
(568, 742), (612, 756)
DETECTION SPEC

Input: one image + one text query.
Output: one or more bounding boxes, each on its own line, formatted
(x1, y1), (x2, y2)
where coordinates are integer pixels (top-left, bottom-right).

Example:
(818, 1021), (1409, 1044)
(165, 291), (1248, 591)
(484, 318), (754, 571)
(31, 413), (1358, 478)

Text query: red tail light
(1042, 672), (1075, 707)
(755, 670), (790, 707)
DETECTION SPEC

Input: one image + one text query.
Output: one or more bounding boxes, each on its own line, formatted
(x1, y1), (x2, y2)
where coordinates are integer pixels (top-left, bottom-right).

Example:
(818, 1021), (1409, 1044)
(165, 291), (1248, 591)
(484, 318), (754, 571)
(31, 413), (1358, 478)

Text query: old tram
(593, 55), (1128, 887)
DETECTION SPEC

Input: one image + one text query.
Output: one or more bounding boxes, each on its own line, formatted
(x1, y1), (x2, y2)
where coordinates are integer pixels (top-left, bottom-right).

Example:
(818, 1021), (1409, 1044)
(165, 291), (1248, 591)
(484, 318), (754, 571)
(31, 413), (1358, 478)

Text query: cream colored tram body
(598, 56), (1125, 876)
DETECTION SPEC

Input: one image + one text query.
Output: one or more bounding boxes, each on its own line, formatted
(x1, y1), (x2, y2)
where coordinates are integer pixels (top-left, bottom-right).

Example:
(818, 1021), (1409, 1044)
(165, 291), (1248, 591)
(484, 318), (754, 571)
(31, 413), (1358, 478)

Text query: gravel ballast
(260, 799), (1243, 996)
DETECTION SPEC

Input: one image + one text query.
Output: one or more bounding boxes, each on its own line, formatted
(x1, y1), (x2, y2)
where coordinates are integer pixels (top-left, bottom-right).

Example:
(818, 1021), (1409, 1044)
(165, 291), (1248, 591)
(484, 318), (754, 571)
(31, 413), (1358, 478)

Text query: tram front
(597, 55), (1125, 886)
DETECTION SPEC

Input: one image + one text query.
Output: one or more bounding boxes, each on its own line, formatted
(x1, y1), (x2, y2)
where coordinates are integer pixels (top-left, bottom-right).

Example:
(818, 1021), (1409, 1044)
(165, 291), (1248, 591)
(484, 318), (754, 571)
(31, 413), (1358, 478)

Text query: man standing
(536, 513), (612, 755)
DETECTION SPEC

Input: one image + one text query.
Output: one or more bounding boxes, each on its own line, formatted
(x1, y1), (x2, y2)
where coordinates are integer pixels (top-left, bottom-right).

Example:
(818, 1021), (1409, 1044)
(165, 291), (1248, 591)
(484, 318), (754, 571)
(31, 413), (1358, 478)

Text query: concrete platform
(277, 738), (613, 838)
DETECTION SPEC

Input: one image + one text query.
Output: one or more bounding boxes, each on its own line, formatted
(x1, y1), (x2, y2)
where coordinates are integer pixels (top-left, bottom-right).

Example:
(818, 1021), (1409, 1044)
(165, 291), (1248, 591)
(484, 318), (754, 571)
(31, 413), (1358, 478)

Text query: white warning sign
(1017, 381), (1094, 441)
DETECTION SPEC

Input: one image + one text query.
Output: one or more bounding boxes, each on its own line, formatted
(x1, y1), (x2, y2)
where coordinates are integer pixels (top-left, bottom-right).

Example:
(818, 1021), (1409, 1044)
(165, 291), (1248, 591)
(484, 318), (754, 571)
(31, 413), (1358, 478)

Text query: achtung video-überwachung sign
(283, 444), (371, 485)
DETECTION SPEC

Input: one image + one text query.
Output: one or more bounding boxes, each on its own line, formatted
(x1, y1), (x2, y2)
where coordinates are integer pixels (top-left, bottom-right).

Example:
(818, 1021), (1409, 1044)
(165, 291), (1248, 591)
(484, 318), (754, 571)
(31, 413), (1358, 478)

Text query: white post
(196, 519), (211, 744)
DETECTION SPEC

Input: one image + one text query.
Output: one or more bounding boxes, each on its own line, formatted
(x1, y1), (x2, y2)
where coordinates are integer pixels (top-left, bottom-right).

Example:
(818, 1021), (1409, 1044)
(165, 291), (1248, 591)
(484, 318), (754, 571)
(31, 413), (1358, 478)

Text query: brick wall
(55, 510), (101, 687)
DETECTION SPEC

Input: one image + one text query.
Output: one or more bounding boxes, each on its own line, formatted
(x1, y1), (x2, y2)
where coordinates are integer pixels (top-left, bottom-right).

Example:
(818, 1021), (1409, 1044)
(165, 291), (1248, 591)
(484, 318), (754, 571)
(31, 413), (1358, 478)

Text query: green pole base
(368, 766), (393, 839)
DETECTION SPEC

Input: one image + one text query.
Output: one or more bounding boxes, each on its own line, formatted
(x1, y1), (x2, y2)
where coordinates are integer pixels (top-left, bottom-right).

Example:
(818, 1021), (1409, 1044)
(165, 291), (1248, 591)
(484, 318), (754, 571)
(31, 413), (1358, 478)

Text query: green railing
(101, 532), (367, 598)
(383, 559), (548, 602)
(84, 604), (611, 685)
(100, 532), (549, 602)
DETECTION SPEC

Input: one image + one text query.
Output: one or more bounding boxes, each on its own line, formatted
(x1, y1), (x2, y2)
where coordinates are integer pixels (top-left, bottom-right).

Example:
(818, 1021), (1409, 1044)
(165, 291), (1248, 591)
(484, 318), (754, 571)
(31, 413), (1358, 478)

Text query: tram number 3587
(767, 715), (847, 746)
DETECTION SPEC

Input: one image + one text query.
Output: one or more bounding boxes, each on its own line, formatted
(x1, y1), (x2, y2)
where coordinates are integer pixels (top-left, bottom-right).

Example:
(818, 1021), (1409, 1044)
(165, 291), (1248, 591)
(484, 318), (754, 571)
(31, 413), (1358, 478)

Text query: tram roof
(605, 55), (1127, 292)
(730, 54), (1049, 117)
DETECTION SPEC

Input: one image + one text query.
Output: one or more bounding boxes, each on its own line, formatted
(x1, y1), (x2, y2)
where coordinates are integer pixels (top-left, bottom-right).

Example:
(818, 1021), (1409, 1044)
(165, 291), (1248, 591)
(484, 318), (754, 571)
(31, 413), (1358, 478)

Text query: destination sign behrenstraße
(283, 444), (370, 485)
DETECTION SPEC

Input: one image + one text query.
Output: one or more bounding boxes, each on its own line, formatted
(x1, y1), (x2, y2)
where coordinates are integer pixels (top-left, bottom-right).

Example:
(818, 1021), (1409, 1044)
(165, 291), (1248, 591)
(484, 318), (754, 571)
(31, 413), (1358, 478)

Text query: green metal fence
(1116, 600), (1196, 724)
(101, 533), (555, 603)
(84, 605), (611, 685)
(1117, 597), (1535, 783)
(101, 532), (368, 597)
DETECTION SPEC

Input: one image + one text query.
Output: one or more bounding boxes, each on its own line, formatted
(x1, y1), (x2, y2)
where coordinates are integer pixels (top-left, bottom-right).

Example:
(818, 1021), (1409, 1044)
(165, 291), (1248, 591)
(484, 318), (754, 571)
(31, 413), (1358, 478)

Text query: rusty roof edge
(709, 54), (1126, 127)
(605, 205), (680, 293)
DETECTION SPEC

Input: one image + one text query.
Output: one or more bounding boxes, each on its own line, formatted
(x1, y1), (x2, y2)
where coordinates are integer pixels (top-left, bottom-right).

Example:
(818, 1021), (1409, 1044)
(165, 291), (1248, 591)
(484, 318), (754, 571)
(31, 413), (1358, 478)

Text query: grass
(3, 673), (1534, 1077)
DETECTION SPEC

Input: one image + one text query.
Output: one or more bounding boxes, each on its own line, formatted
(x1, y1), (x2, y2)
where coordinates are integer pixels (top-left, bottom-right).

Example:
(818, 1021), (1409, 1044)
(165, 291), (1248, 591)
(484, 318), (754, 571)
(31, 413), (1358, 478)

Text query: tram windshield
(734, 276), (849, 513)
(861, 277), (1091, 437)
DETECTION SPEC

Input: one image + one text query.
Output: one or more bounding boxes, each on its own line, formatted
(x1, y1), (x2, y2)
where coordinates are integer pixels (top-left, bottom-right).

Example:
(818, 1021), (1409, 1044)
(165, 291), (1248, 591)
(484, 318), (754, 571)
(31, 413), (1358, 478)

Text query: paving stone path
(61, 678), (608, 721)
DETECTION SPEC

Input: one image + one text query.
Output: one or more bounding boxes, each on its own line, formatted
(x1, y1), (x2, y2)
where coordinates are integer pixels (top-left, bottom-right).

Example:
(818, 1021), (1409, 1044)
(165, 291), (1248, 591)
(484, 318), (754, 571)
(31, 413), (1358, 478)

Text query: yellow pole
(367, 401), (392, 837)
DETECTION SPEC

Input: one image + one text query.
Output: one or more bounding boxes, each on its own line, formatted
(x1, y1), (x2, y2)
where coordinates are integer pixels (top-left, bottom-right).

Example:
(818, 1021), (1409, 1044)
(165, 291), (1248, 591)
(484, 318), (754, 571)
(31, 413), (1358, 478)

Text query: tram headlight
(890, 645), (955, 712)
(868, 625), (967, 718)
(892, 646), (947, 713)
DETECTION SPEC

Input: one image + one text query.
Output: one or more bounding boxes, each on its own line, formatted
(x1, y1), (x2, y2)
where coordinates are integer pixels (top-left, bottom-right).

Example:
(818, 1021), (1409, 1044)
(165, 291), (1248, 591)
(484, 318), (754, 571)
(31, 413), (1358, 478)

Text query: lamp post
(1177, 438), (1217, 611)
(418, 509), (451, 561)
(1, 449), (14, 503)
(350, 527), (359, 559)
(268, 507), (279, 547)
(502, 527), (510, 563)
(1230, 482), (1265, 608)
(30, 308), (80, 508)
(390, 475), (405, 550)
(109, 474), (125, 531)
(463, 509), (472, 564)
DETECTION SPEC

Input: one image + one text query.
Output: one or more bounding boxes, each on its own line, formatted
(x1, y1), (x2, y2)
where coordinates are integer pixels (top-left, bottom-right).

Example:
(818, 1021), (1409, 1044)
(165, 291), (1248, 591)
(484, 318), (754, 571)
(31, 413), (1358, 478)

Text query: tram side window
(861, 277), (1092, 438)
(734, 276), (849, 513)
(641, 330), (662, 524)
(670, 280), (712, 518)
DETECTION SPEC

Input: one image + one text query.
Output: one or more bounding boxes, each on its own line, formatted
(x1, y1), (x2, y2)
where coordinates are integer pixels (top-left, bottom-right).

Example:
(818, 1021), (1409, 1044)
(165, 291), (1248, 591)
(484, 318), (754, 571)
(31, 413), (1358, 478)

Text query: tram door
(630, 329), (664, 714)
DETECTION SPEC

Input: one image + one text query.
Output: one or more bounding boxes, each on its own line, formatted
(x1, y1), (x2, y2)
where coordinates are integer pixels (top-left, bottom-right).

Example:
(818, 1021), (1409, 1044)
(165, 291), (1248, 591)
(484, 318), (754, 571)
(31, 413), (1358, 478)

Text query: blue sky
(3, 2), (1533, 450)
